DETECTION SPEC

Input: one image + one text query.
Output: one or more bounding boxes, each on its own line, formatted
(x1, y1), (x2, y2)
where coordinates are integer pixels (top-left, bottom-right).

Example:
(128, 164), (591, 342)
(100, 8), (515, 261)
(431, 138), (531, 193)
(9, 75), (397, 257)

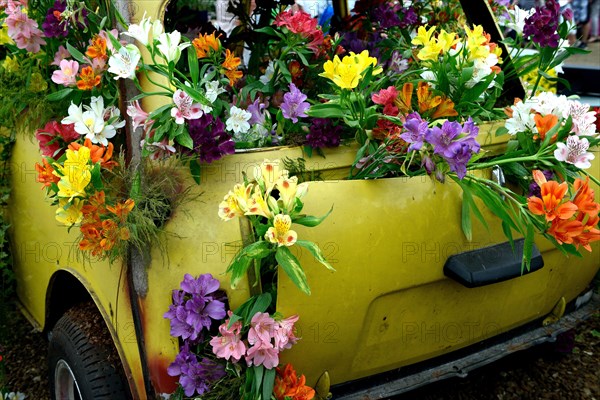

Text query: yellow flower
(276, 176), (308, 212)
(55, 199), (84, 227)
(218, 183), (253, 221)
(256, 159), (288, 192)
(319, 50), (381, 89)
(437, 29), (458, 53)
(465, 25), (490, 61)
(412, 26), (437, 47)
(245, 192), (273, 219)
(56, 147), (92, 199)
(0, 25), (13, 45)
(29, 72), (48, 92)
(265, 214), (297, 247)
(3, 56), (19, 73)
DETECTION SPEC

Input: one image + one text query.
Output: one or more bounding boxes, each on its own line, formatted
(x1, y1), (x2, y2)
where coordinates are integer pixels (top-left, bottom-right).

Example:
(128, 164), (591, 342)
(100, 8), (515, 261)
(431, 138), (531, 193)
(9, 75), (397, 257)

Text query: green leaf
(189, 159), (201, 185)
(175, 129), (194, 149)
(495, 126), (509, 137)
(91, 163), (103, 190)
(129, 170), (142, 201)
(502, 220), (515, 252)
(262, 367), (276, 400)
(66, 42), (86, 64)
(276, 246), (311, 295)
(253, 365), (264, 397)
(461, 190), (473, 241)
(307, 103), (346, 119)
(247, 293), (272, 318)
(293, 206), (333, 227)
(522, 223), (534, 273)
(188, 46), (199, 86)
(296, 240), (335, 271)
(228, 255), (253, 288)
(46, 89), (74, 102)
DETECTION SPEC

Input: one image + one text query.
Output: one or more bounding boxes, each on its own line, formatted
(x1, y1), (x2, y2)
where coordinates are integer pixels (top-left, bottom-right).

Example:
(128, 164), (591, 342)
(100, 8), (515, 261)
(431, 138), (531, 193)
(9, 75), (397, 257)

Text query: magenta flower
(185, 114), (235, 163)
(372, 86), (399, 116)
(35, 120), (79, 158)
(246, 341), (279, 369)
(42, 0), (68, 37)
(51, 59), (79, 87)
(281, 83), (310, 123)
(523, 0), (560, 47)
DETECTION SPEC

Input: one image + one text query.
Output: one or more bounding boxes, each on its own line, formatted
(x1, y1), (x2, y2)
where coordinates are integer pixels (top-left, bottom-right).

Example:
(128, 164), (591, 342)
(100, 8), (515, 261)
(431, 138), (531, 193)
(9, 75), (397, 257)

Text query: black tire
(48, 302), (131, 400)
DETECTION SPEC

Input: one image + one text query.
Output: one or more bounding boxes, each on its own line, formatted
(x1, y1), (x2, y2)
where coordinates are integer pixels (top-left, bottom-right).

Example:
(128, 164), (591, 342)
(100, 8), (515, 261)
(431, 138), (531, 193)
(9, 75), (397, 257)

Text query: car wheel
(48, 303), (131, 400)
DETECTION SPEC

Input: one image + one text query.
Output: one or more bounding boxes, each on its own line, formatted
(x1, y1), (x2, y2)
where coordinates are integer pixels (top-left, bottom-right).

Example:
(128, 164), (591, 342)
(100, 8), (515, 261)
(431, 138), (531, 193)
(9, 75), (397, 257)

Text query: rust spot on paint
(149, 355), (178, 393)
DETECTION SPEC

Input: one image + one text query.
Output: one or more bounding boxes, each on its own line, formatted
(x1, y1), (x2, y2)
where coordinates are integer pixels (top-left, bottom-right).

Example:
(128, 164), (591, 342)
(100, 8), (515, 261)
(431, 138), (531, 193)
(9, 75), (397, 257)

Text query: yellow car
(6, 2), (600, 400)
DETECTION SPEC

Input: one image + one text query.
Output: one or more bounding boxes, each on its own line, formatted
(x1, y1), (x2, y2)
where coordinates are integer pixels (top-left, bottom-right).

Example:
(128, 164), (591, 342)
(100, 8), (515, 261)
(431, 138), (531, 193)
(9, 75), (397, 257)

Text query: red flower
(35, 120), (79, 158)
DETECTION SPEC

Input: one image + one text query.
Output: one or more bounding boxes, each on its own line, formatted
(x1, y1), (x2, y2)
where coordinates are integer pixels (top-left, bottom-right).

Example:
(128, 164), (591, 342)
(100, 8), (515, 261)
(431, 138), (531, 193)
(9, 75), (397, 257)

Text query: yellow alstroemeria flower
(55, 199), (84, 227)
(276, 176), (309, 212)
(256, 159), (288, 192)
(55, 147), (92, 199)
(320, 50), (381, 89)
(412, 25), (437, 47)
(245, 192), (273, 219)
(465, 25), (490, 61)
(437, 29), (459, 53)
(265, 214), (297, 247)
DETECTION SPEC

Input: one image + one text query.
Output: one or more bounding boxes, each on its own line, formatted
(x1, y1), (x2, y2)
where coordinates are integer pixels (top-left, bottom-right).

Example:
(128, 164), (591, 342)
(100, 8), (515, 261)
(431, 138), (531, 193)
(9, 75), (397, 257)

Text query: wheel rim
(55, 359), (83, 400)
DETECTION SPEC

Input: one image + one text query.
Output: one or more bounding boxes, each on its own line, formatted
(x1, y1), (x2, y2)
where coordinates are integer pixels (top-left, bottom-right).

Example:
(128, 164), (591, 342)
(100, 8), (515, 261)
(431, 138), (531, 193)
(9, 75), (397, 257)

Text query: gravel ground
(0, 303), (598, 400)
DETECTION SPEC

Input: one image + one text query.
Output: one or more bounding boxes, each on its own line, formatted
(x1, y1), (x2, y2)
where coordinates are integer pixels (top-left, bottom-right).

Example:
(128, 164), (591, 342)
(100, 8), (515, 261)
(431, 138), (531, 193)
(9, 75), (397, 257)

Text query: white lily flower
(122, 14), (163, 46)
(108, 44), (141, 80)
(156, 31), (190, 63)
(226, 106), (251, 135)
(205, 80), (226, 103)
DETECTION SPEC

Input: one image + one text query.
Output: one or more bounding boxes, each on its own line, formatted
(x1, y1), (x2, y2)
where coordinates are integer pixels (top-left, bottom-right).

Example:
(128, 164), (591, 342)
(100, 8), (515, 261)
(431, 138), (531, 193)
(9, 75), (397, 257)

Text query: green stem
(468, 154), (539, 171)
(582, 169), (600, 187)
(529, 72), (543, 99)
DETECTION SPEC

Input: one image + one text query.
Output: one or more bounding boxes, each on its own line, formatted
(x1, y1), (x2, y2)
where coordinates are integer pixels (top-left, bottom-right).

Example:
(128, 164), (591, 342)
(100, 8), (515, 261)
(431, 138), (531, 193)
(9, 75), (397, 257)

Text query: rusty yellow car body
(7, 3), (600, 399)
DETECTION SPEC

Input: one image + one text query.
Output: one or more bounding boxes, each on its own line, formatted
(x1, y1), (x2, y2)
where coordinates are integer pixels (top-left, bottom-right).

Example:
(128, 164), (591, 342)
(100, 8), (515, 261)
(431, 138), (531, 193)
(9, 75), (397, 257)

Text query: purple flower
(42, 0), (68, 37)
(164, 273), (227, 342)
(306, 118), (342, 148)
(528, 170), (554, 197)
(400, 112), (430, 151)
(523, 0), (561, 47)
(399, 6), (418, 28)
(247, 98), (267, 125)
(185, 114), (235, 163)
(445, 143), (473, 179)
(281, 83), (310, 123)
(179, 357), (226, 397)
(373, 4), (401, 29)
(167, 342), (195, 377)
(426, 121), (463, 158)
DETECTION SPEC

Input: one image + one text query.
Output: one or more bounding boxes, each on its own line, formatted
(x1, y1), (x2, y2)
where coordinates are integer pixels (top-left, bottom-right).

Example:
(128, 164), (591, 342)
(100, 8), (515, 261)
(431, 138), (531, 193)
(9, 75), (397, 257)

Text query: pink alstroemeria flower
(51, 45), (71, 66)
(127, 100), (153, 132)
(554, 135), (595, 169)
(13, 29), (45, 53)
(245, 341), (279, 369)
(247, 312), (276, 345)
(51, 59), (79, 86)
(273, 314), (299, 351)
(210, 319), (246, 363)
(171, 89), (203, 124)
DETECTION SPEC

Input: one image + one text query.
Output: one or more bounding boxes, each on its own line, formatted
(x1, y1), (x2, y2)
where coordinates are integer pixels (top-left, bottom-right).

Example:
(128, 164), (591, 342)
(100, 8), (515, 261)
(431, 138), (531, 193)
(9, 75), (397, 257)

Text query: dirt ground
(0, 302), (598, 400)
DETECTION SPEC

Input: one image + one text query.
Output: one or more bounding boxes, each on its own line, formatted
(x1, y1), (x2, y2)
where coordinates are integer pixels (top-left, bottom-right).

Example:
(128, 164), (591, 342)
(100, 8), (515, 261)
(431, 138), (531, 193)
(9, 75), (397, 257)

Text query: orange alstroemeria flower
(107, 198), (135, 221)
(79, 224), (104, 256)
(573, 177), (600, 217)
(192, 32), (221, 58)
(527, 171), (578, 222)
(548, 218), (584, 245)
(416, 81), (458, 118)
(221, 49), (242, 86)
(86, 35), (108, 60)
(81, 190), (107, 220)
(395, 82), (414, 115)
(77, 66), (101, 90)
(36, 159), (60, 189)
(69, 139), (118, 169)
(573, 213), (600, 252)
(533, 113), (559, 141)
(273, 364), (315, 400)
